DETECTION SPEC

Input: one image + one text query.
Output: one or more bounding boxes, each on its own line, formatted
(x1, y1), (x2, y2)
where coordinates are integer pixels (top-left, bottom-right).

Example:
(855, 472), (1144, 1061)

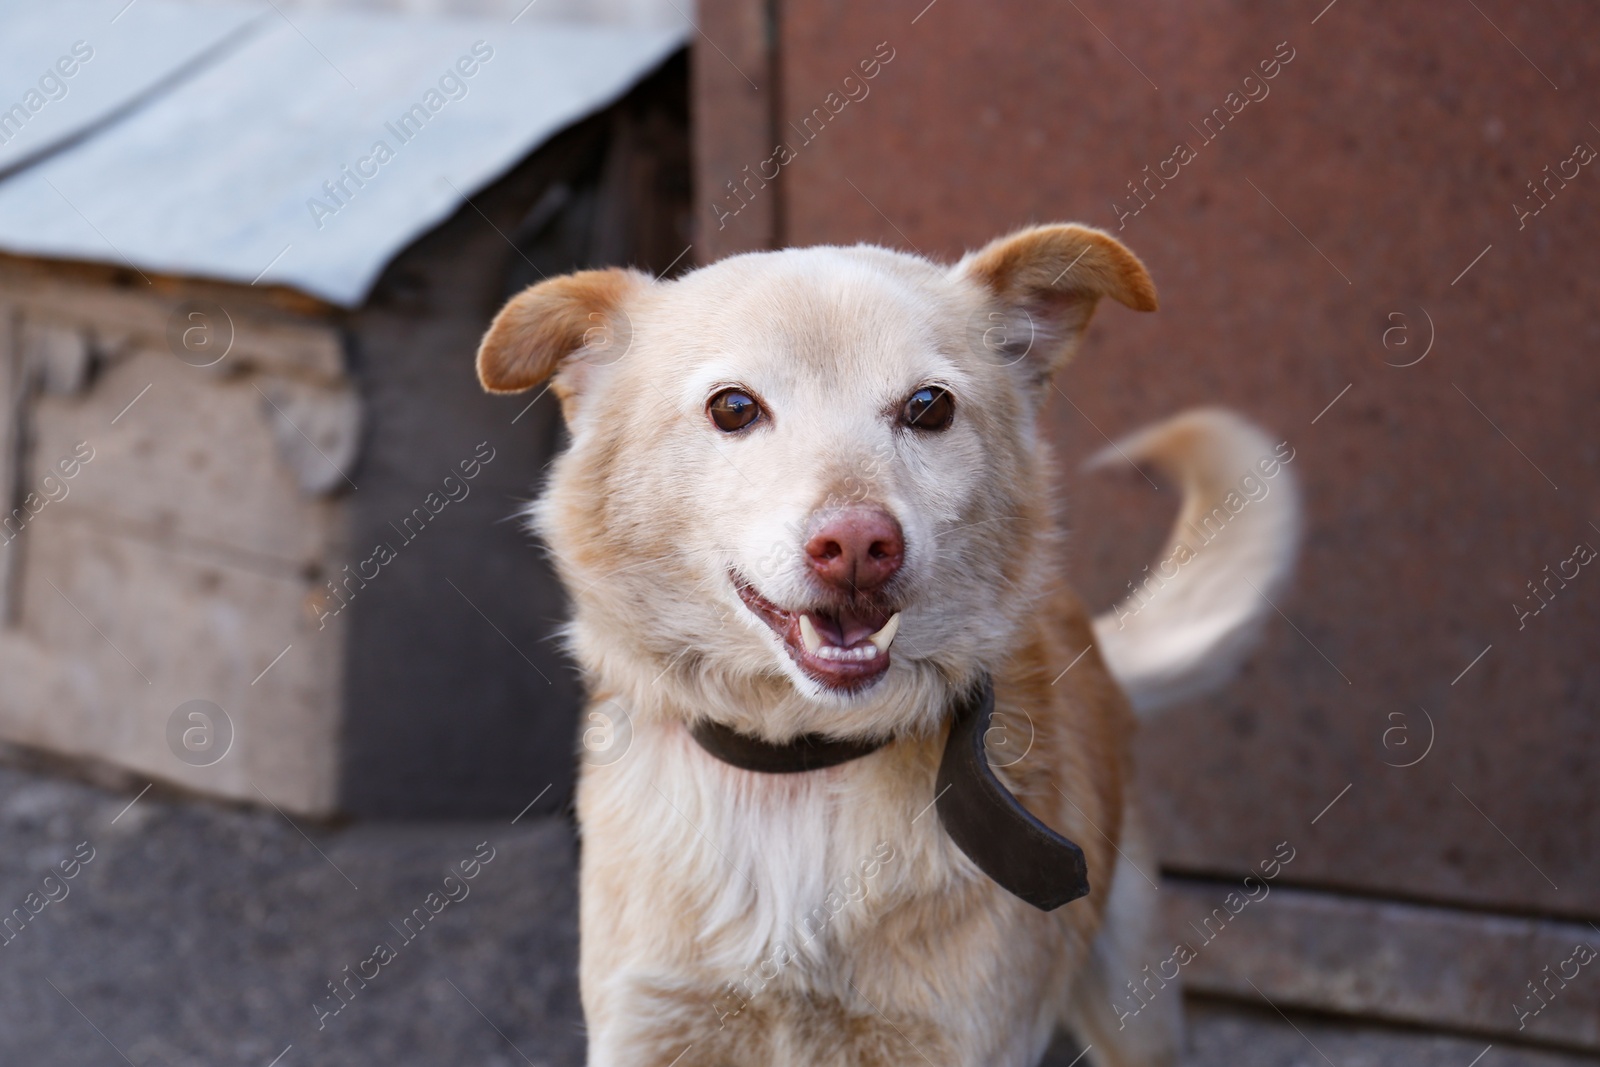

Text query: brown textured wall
(696, 0), (1600, 920)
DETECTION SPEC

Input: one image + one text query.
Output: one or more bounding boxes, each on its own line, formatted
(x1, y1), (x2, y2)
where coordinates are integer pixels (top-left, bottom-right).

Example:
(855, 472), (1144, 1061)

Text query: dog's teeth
(801, 612), (897, 662)
(813, 644), (878, 662)
(868, 613), (902, 653)
(799, 614), (823, 654)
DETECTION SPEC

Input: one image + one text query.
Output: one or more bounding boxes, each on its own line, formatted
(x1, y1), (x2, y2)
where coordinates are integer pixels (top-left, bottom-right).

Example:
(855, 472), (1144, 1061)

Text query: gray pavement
(0, 762), (582, 1066)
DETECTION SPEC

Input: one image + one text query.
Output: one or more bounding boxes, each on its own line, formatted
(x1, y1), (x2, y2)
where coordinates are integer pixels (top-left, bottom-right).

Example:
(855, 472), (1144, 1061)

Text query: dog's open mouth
(733, 574), (901, 692)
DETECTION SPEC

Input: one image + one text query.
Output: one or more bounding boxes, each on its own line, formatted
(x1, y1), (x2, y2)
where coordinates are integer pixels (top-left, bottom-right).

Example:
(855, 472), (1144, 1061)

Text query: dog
(475, 223), (1299, 1067)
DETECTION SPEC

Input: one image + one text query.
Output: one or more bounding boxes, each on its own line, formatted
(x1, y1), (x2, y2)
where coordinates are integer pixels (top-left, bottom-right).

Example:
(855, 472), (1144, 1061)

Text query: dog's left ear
(955, 224), (1157, 381)
(476, 267), (652, 401)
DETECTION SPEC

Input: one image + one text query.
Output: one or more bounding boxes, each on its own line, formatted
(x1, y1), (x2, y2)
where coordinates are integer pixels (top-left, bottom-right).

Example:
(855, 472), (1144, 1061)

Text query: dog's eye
(708, 388), (762, 432)
(901, 386), (954, 431)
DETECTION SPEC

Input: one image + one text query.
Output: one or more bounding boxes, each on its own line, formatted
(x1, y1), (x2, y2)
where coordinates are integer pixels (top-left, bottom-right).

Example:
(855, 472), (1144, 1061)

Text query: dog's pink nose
(805, 508), (904, 593)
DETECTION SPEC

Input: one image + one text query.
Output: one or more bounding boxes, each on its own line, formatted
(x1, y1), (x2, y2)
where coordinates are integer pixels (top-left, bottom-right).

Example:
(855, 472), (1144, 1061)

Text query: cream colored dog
(476, 224), (1299, 1067)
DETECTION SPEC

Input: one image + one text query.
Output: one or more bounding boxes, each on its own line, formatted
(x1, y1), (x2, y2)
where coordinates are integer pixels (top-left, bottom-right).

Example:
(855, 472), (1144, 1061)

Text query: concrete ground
(0, 761), (1592, 1067)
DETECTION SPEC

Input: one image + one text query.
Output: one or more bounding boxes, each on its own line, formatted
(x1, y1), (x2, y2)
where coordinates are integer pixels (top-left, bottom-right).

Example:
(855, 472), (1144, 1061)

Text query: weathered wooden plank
(1161, 878), (1600, 1050)
(1182, 1000), (1587, 1067)
(0, 264), (347, 382)
(28, 338), (343, 570)
(693, 0), (778, 260)
(0, 517), (341, 813)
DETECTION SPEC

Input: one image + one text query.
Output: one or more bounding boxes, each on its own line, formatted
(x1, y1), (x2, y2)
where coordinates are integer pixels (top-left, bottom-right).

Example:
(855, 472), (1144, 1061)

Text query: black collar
(689, 719), (888, 773)
(687, 676), (1090, 911)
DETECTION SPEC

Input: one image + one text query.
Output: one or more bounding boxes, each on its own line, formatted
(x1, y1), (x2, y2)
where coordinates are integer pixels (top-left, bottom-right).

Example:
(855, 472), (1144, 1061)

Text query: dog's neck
(686, 676), (1092, 912)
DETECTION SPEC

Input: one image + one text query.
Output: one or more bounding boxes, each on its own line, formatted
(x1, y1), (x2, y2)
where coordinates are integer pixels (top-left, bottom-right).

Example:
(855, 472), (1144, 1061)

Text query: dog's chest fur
(579, 720), (956, 983)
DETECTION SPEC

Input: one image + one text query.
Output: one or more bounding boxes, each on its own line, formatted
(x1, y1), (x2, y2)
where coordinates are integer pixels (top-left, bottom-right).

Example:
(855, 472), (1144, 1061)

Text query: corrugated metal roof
(0, 2), (684, 305)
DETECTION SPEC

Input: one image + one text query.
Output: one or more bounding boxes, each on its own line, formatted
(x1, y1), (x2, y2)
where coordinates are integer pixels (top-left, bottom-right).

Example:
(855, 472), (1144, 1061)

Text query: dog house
(0, 1), (689, 818)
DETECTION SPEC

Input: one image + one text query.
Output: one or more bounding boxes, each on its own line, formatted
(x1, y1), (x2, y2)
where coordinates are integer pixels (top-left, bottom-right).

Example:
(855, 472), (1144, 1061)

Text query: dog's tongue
(828, 604), (894, 647)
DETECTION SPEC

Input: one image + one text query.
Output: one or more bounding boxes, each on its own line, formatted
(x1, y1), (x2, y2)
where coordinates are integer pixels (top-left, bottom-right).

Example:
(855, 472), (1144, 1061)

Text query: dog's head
(477, 225), (1155, 740)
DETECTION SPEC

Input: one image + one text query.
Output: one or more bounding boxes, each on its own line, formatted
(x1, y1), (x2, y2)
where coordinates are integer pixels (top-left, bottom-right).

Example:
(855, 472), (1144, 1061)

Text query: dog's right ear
(476, 267), (651, 399)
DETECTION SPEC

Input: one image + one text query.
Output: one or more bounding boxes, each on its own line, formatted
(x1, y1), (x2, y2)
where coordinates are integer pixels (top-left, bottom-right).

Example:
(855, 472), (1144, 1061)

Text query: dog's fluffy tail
(1088, 408), (1301, 718)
